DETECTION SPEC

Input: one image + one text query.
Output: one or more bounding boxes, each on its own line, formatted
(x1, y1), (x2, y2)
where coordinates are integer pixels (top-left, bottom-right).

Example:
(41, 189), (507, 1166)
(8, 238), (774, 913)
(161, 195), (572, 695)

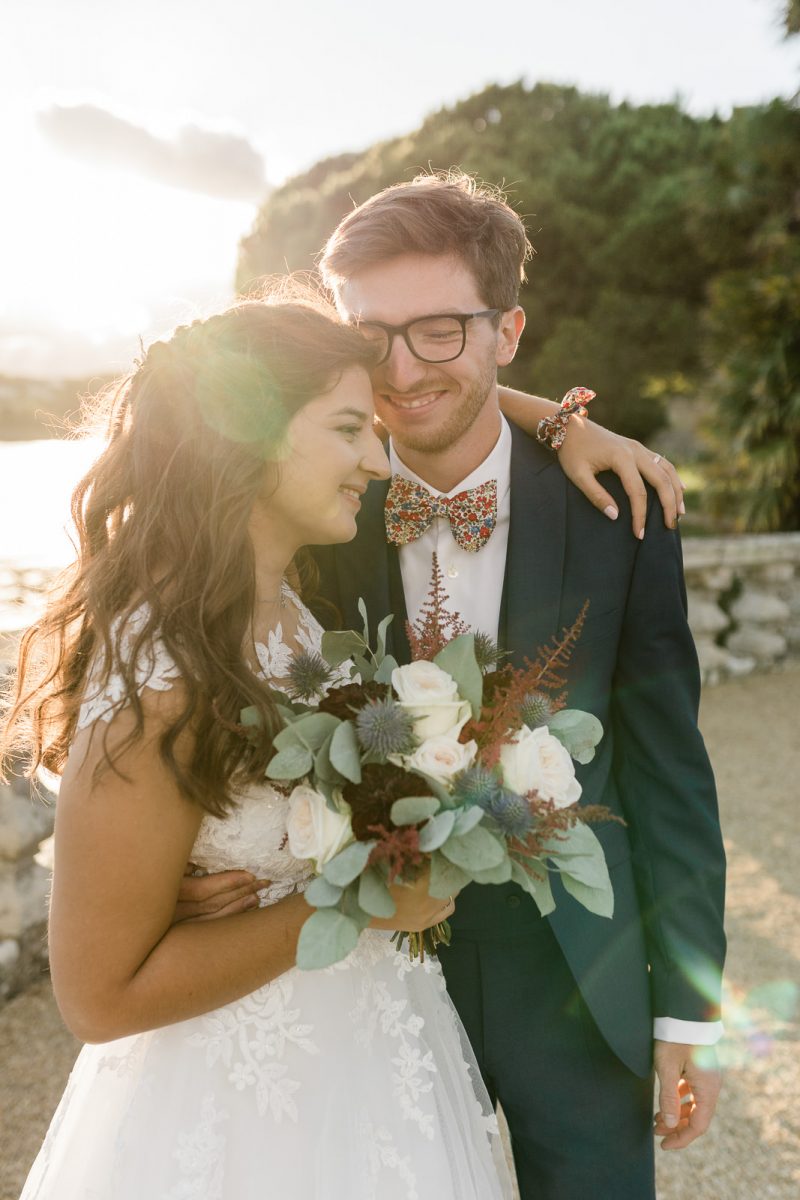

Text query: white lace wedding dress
(21, 589), (512, 1200)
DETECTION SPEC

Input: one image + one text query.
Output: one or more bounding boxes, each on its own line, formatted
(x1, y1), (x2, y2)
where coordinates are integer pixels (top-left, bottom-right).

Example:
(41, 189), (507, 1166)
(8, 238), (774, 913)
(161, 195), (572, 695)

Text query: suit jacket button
(506, 894), (521, 909)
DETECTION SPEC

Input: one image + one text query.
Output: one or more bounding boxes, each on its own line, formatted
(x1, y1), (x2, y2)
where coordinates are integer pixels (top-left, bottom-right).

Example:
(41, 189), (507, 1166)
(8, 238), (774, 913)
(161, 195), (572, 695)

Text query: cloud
(37, 103), (267, 201)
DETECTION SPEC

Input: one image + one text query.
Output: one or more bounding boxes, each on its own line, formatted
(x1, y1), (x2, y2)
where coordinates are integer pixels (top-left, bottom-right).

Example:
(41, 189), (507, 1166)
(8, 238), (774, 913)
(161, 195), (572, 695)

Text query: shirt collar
(389, 414), (512, 499)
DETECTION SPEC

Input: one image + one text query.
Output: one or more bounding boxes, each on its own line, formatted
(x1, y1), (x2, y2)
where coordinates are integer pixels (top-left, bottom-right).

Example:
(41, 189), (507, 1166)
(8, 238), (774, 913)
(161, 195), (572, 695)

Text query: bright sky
(2, 0), (798, 379)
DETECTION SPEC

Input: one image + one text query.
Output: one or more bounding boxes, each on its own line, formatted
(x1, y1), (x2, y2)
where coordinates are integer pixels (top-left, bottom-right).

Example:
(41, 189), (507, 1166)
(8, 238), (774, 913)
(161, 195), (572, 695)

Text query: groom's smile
(336, 252), (524, 489)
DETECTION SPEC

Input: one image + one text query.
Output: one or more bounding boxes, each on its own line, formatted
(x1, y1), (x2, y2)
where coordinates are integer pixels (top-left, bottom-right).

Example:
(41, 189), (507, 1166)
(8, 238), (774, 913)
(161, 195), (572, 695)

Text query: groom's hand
(653, 1040), (722, 1150)
(173, 865), (271, 923)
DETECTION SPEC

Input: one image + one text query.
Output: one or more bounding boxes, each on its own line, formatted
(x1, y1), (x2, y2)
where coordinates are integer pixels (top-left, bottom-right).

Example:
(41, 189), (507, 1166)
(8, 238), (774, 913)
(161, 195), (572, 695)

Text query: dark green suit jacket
(312, 421), (726, 1077)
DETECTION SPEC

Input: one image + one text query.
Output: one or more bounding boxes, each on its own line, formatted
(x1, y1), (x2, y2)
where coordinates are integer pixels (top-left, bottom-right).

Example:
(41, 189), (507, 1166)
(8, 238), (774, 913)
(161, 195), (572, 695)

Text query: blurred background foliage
(238, 41), (799, 533)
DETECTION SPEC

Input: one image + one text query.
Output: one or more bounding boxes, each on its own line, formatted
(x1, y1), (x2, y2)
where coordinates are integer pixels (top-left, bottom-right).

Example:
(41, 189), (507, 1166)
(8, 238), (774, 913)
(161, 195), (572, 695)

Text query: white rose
(401, 734), (477, 784)
(286, 785), (354, 871)
(392, 660), (471, 740)
(499, 725), (582, 809)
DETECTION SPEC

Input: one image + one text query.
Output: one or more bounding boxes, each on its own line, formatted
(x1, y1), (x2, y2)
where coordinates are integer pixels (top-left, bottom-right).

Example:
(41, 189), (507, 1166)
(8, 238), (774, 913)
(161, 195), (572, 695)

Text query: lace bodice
(76, 585), (350, 906)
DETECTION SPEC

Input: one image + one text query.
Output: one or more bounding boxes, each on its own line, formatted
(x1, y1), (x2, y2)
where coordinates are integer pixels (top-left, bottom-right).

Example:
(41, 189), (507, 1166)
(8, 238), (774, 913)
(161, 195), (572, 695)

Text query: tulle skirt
(21, 931), (512, 1199)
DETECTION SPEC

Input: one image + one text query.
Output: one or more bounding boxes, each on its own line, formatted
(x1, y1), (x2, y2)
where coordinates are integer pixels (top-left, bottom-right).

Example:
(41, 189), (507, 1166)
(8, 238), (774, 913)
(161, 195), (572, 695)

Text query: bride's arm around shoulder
(48, 683), (310, 1045)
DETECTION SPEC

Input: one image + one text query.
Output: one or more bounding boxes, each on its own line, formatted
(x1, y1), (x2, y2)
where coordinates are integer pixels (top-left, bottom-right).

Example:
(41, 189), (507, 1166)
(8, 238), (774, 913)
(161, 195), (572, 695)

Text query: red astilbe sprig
(461, 602), (590, 769)
(367, 824), (425, 884)
(508, 795), (618, 859)
(527, 600), (590, 694)
(405, 553), (471, 662)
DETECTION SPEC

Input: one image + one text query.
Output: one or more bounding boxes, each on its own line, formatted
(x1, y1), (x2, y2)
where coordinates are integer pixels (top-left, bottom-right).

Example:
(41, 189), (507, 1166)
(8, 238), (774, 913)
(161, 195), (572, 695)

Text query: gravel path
(2, 665), (798, 1199)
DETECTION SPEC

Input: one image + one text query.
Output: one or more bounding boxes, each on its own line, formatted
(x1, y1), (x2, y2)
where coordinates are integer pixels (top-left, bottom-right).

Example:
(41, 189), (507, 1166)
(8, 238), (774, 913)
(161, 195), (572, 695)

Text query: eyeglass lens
(360, 316), (466, 363)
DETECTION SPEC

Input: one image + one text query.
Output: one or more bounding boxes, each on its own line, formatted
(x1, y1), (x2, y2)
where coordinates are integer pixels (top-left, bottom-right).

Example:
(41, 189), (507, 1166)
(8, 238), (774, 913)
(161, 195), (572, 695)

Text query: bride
(3, 295), (513, 1199)
(3, 290), (677, 1199)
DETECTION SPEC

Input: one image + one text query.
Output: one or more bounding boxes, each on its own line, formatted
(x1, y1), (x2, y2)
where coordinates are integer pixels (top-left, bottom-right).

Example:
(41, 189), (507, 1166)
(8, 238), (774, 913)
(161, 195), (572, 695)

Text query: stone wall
(0, 531), (798, 1003)
(0, 770), (54, 1001)
(683, 532), (800, 684)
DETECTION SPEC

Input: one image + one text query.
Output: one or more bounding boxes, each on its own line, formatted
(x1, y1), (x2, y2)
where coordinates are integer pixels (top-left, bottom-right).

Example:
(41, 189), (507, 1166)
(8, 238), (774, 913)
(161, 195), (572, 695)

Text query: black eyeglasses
(356, 309), (501, 365)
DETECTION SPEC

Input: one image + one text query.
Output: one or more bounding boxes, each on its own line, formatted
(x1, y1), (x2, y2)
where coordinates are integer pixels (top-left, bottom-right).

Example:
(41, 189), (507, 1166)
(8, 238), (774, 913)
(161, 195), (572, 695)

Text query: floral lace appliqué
(187, 974), (319, 1124)
(165, 1094), (228, 1200)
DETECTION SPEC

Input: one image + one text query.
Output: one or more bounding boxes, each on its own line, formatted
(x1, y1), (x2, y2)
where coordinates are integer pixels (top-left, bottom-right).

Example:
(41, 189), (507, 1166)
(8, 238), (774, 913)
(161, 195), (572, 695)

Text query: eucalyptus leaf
(292, 712), (342, 751)
(390, 795), (440, 826)
(418, 809), (456, 852)
(321, 629), (365, 668)
(265, 745), (312, 780)
(296, 909), (360, 970)
(274, 712), (340, 753)
(543, 823), (610, 889)
(340, 881), (373, 931)
(452, 806), (485, 836)
(561, 873), (614, 918)
(434, 633), (483, 718)
(329, 720), (362, 783)
(358, 866), (397, 918)
(304, 875), (344, 908)
(374, 654), (399, 685)
(510, 859), (555, 916)
(440, 825), (505, 871)
(272, 724), (303, 751)
(429, 851), (472, 900)
(352, 652), (375, 683)
(472, 858), (513, 885)
(314, 733), (340, 786)
(376, 613), (394, 660)
(547, 709), (604, 764)
(557, 843), (612, 890)
(318, 778), (338, 807)
(357, 597), (369, 644)
(239, 705), (260, 728)
(322, 839), (375, 887)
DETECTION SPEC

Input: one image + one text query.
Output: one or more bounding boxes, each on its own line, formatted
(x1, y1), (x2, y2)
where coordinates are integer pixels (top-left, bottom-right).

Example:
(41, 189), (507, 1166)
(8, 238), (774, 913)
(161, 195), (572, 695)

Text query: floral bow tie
(384, 475), (498, 553)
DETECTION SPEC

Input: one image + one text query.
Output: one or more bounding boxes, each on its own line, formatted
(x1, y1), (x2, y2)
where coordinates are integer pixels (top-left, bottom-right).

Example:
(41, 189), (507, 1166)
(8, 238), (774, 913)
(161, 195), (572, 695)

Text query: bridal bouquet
(245, 561), (614, 969)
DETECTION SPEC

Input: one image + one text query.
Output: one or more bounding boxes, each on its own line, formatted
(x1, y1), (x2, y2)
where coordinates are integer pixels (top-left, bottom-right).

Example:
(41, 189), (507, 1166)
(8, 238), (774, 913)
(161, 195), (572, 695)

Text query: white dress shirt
(389, 416), (721, 1047)
(390, 417), (512, 645)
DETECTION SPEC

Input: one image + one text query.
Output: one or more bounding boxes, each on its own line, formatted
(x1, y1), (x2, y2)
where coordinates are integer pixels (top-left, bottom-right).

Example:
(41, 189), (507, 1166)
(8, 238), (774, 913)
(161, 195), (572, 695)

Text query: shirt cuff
(653, 1017), (724, 1045)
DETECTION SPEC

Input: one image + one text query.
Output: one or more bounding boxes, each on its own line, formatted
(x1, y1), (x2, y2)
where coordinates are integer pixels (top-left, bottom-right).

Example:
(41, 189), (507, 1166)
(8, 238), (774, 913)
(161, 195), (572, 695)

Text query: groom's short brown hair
(320, 170), (532, 311)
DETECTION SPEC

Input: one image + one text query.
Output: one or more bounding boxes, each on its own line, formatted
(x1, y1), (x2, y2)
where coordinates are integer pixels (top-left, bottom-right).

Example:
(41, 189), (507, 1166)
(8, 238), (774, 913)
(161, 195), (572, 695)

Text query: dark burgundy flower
(317, 679), (387, 721)
(343, 762), (435, 842)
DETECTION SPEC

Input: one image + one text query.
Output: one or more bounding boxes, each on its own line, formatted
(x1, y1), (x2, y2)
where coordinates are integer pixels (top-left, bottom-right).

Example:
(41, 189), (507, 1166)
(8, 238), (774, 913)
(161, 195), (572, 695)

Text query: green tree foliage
(237, 83), (715, 443)
(688, 101), (800, 531)
(238, 82), (798, 527)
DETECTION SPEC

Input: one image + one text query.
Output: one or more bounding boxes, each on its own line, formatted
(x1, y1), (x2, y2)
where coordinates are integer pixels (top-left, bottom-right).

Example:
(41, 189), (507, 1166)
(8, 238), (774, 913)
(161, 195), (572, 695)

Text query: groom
(309, 174), (725, 1199)
(179, 174), (725, 1197)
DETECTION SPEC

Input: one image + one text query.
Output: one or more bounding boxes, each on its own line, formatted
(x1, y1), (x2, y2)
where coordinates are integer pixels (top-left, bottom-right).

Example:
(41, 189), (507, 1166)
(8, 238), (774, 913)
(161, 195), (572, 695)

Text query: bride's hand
(173, 865), (271, 923)
(369, 867), (457, 933)
(556, 415), (685, 540)
(497, 385), (685, 538)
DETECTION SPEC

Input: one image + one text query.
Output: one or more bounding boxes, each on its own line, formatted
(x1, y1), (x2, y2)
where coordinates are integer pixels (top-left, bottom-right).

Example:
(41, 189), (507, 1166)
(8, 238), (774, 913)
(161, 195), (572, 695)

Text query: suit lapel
(502, 423), (567, 667)
(331, 479), (410, 661)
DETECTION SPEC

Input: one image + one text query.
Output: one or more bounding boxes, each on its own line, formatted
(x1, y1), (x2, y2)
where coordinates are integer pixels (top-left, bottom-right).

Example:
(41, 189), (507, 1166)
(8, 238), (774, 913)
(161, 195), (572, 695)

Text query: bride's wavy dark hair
(0, 293), (377, 815)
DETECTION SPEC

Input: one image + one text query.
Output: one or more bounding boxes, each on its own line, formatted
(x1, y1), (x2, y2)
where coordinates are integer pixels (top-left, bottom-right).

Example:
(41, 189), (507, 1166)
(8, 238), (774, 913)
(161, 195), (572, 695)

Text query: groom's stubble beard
(376, 352), (498, 458)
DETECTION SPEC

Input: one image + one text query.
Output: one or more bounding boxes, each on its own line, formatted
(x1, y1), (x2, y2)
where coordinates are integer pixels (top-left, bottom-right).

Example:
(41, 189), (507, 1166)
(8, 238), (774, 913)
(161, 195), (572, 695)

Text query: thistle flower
(355, 697), (416, 758)
(520, 691), (553, 728)
(285, 649), (333, 702)
(489, 788), (535, 839)
(452, 765), (502, 810)
(473, 631), (506, 673)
